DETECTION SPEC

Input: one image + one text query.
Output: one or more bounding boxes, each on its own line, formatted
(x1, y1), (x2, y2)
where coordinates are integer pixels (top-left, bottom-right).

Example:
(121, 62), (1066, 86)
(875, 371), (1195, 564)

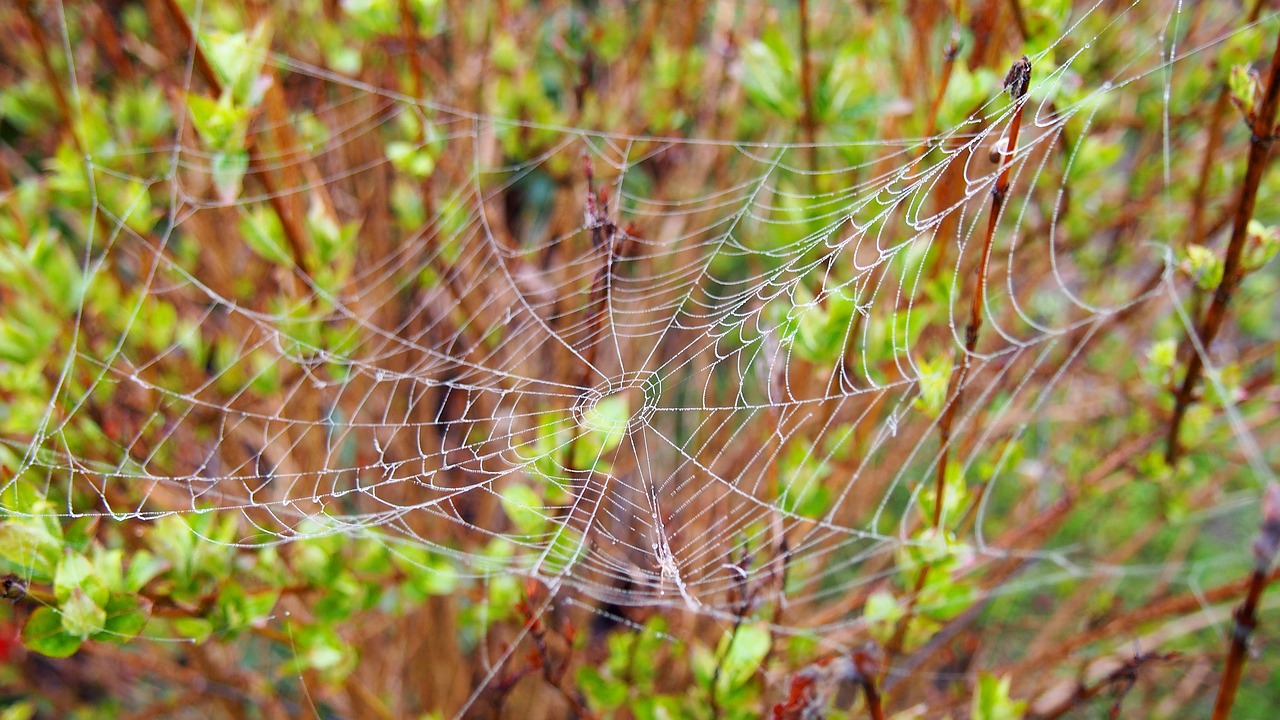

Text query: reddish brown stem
(797, 0), (818, 169)
(924, 32), (962, 142)
(1029, 652), (1179, 720)
(1211, 483), (1280, 720)
(158, 0), (313, 278)
(1167, 26), (1280, 464)
(933, 56), (1030, 529)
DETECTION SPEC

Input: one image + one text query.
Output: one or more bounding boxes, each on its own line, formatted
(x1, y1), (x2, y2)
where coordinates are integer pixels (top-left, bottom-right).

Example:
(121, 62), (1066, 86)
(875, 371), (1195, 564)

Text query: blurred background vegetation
(1, 0), (1279, 718)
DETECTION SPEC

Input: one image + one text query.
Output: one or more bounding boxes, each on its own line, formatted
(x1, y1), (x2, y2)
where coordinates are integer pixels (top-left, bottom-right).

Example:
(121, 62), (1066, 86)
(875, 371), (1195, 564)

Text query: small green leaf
(1229, 64), (1261, 119)
(0, 520), (63, 581)
(863, 590), (905, 644)
(211, 151), (249, 203)
(60, 588), (107, 638)
(577, 666), (629, 709)
(171, 617), (214, 644)
(1181, 244), (1224, 291)
(186, 92), (250, 151)
(499, 484), (546, 535)
(915, 354), (953, 419)
(240, 206), (292, 266)
(973, 673), (1027, 720)
(94, 593), (152, 641)
(1146, 338), (1177, 378)
(21, 606), (82, 658)
(56, 552), (109, 607)
(62, 517), (98, 553)
(579, 393), (630, 458)
(0, 701), (35, 720)
(741, 40), (799, 118)
(716, 624), (772, 694)
(283, 626), (354, 680)
(125, 550), (169, 592)
(1244, 220), (1279, 272)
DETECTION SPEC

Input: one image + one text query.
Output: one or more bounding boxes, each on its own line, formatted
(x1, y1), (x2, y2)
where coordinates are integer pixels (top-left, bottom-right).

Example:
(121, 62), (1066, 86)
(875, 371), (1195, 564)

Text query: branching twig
(516, 582), (598, 720)
(1028, 651), (1179, 720)
(770, 643), (884, 720)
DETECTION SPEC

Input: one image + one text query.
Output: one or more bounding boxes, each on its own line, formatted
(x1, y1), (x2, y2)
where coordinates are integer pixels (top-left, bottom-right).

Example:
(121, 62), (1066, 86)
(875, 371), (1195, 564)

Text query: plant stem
(1166, 25), (1280, 464)
(924, 32), (962, 142)
(797, 0), (818, 170)
(853, 644), (887, 720)
(1210, 483), (1280, 720)
(888, 57), (1031, 662)
(159, 0), (314, 279)
(933, 55), (1031, 530)
(1029, 652), (1178, 720)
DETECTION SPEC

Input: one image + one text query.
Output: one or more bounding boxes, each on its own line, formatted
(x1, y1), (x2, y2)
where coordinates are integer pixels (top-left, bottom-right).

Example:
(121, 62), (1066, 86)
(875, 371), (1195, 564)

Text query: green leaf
(715, 624), (771, 694)
(802, 288), (860, 363)
(171, 617), (214, 644)
(578, 666), (630, 709)
(973, 673), (1027, 720)
(914, 354), (953, 419)
(864, 589), (905, 644)
(56, 552), (109, 607)
(60, 588), (107, 638)
(0, 520), (63, 581)
(211, 151), (249, 203)
(1230, 64), (1261, 120)
(94, 593), (152, 641)
(21, 606), (82, 658)
(576, 392), (630, 466)
(1146, 338), (1177, 380)
(1244, 220), (1279, 272)
(0, 701), (36, 720)
(741, 40), (799, 118)
(385, 141), (436, 178)
(62, 517), (98, 553)
(314, 571), (366, 622)
(186, 92), (250, 151)
(282, 626), (355, 680)
(499, 484), (546, 535)
(125, 551), (170, 592)
(201, 22), (273, 106)
(1181, 244), (1224, 291)
(240, 206), (292, 266)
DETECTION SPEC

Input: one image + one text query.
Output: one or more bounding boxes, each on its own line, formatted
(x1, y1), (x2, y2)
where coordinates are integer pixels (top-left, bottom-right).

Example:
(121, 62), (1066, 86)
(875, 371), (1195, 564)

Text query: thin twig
(886, 60), (1032, 660)
(710, 550), (756, 720)
(1210, 483), (1280, 720)
(158, 0), (314, 279)
(1028, 651), (1179, 720)
(933, 55), (1031, 530)
(1166, 24), (1280, 464)
(924, 31), (962, 143)
(797, 0), (818, 170)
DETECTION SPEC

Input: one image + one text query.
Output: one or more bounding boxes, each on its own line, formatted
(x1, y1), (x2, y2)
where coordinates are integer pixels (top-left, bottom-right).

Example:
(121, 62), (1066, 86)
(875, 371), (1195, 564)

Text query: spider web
(3, 0), (1278, 703)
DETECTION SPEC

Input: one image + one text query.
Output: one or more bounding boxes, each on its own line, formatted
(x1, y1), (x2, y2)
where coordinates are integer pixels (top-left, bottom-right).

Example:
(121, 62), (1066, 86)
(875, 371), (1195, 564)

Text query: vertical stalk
(933, 55), (1030, 529)
(887, 57), (1031, 660)
(797, 0), (818, 170)
(1166, 25), (1280, 464)
(1210, 483), (1280, 720)
(158, 0), (313, 279)
(924, 32), (962, 142)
